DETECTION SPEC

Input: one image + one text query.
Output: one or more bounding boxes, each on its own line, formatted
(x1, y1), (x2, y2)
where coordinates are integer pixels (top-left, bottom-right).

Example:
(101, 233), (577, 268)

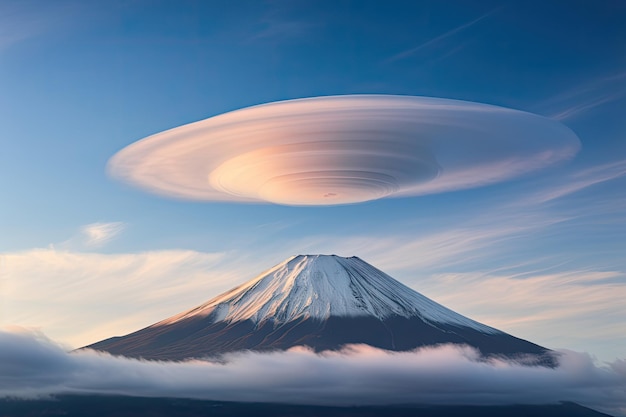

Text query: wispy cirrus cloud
(0, 1), (133, 55)
(0, 0), (81, 52)
(526, 158), (626, 205)
(539, 71), (626, 121)
(351, 159), (626, 272)
(0, 1), (47, 50)
(229, 1), (321, 45)
(386, 7), (501, 63)
(245, 14), (316, 43)
(549, 93), (623, 121)
(419, 270), (626, 360)
(291, 216), (562, 274)
(0, 248), (233, 347)
(0, 329), (625, 415)
(54, 222), (127, 250)
(80, 222), (126, 247)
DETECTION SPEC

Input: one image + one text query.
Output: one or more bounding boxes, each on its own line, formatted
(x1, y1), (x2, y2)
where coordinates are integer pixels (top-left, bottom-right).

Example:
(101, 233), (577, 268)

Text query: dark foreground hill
(0, 396), (612, 417)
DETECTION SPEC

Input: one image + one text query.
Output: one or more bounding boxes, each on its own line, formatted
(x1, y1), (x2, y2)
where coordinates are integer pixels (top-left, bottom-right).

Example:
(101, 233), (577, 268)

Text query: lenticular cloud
(108, 95), (580, 206)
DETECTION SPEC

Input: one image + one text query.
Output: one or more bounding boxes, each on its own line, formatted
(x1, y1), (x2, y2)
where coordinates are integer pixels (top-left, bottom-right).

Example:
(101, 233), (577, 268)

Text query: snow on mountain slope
(159, 254), (499, 334)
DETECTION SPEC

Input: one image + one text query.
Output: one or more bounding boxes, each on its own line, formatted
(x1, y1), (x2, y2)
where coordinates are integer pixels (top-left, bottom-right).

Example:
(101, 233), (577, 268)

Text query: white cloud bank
(108, 95), (580, 206)
(0, 329), (624, 416)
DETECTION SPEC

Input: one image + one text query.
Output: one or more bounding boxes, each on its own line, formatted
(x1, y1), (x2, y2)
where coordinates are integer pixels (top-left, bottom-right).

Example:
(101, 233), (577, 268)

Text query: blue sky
(1, 1), (625, 362)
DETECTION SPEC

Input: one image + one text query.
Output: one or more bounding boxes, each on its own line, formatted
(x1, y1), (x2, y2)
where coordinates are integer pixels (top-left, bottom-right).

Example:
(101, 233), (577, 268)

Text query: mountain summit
(87, 255), (554, 364)
(159, 255), (497, 331)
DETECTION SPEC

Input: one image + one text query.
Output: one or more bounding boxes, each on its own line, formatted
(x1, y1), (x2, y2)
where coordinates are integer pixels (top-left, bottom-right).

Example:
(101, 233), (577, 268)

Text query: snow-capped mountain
(87, 255), (554, 364)
(160, 255), (497, 331)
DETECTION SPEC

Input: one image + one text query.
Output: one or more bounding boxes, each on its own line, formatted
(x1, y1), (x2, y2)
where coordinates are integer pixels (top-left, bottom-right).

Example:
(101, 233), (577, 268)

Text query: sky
(1, 0), (625, 372)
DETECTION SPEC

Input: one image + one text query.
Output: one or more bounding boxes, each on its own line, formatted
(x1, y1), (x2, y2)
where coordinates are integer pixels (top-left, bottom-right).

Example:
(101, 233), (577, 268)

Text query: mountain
(87, 255), (555, 364)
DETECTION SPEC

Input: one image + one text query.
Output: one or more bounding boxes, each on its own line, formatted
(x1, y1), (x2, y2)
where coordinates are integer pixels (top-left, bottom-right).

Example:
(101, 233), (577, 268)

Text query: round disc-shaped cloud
(108, 95), (580, 206)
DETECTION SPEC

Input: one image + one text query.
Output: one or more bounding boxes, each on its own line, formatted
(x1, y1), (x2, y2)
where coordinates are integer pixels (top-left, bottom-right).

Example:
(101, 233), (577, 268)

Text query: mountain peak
(159, 254), (497, 333)
(87, 254), (554, 362)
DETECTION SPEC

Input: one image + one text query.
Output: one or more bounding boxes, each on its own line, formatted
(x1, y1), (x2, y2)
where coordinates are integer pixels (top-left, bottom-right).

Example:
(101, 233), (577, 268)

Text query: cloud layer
(0, 329), (624, 416)
(0, 248), (230, 346)
(108, 95), (580, 206)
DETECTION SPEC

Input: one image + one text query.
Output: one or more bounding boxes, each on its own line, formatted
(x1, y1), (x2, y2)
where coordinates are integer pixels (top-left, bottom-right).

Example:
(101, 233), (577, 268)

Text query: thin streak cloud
(0, 1), (48, 51)
(387, 8), (500, 63)
(0, 0), (91, 52)
(528, 159), (626, 204)
(541, 70), (626, 121)
(550, 93), (623, 121)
